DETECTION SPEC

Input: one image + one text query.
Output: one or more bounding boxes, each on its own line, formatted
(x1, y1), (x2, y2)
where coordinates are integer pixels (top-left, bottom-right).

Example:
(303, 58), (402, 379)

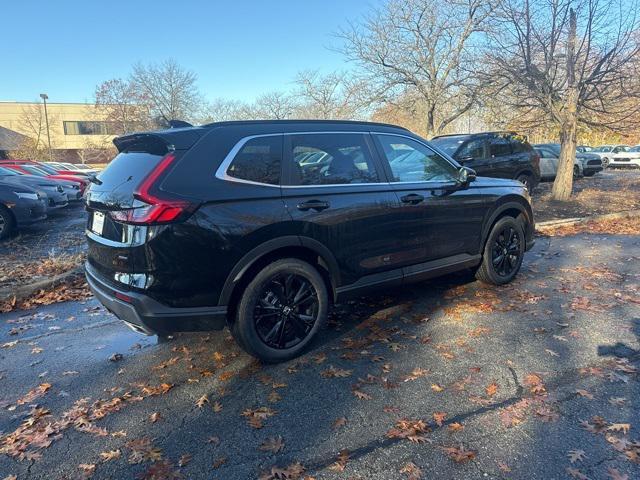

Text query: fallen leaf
(448, 422), (464, 432)
(607, 423), (630, 435)
(212, 401), (223, 413)
(441, 445), (476, 463)
(259, 436), (285, 454)
(485, 382), (498, 397)
(568, 449), (586, 463)
(431, 384), (444, 392)
(399, 462), (422, 479)
(109, 353), (123, 362)
(607, 468), (629, 480)
(576, 390), (594, 399)
(100, 449), (121, 462)
(149, 412), (162, 423)
(178, 454), (192, 467)
(433, 412), (447, 427)
(332, 417), (347, 430)
(196, 395), (208, 408)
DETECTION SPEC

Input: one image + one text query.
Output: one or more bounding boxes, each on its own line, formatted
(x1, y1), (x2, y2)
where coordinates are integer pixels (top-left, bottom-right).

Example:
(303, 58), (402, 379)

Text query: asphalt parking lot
(0, 226), (639, 479)
(1, 170), (639, 479)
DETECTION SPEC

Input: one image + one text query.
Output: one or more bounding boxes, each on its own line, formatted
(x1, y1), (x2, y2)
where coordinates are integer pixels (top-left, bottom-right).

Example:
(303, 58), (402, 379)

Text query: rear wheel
(232, 259), (328, 362)
(0, 205), (16, 240)
(476, 217), (525, 285)
(573, 165), (581, 178)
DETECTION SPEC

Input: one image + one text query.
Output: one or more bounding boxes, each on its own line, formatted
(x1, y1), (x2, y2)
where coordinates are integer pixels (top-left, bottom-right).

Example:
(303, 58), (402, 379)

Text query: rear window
(226, 136), (282, 185)
(430, 136), (471, 157)
(92, 151), (164, 206)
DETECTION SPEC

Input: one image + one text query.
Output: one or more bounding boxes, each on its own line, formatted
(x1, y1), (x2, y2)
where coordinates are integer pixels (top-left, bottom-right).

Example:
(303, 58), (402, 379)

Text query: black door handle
(297, 200), (330, 211)
(400, 193), (424, 204)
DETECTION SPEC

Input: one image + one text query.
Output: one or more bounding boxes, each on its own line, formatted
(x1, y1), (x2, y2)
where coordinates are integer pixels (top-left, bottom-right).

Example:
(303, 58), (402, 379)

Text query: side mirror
(457, 166), (477, 185)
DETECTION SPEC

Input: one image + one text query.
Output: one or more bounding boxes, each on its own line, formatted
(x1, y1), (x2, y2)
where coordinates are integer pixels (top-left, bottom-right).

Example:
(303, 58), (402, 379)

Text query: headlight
(14, 192), (39, 200)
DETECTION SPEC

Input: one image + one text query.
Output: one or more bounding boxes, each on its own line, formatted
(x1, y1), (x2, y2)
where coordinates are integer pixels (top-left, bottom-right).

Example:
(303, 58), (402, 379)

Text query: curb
(0, 266), (84, 305)
(536, 209), (640, 231)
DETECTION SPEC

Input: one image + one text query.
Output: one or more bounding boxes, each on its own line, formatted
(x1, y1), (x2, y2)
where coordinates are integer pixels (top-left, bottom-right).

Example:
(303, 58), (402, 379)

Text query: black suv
(430, 132), (541, 191)
(85, 120), (535, 362)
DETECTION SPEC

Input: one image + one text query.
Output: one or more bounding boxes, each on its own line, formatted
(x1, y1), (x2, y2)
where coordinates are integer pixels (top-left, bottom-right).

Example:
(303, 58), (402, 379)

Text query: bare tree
(131, 59), (202, 125)
(294, 70), (370, 119)
(337, 0), (492, 136)
(201, 98), (250, 123)
(253, 91), (297, 120)
(94, 78), (151, 134)
(8, 103), (58, 160)
(486, 0), (640, 200)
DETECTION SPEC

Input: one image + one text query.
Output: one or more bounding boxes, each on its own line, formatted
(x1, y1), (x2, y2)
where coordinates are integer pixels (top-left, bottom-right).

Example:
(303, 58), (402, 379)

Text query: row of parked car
(577, 144), (640, 169)
(0, 160), (100, 239)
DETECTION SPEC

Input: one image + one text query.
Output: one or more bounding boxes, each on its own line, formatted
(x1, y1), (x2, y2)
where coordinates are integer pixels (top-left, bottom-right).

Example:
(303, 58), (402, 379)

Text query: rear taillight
(111, 152), (197, 226)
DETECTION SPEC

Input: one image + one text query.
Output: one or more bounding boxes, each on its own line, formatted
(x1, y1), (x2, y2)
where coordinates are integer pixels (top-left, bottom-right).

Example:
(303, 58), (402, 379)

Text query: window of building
(63, 121), (120, 135)
(226, 136), (282, 185)
(377, 135), (457, 183)
(287, 133), (379, 185)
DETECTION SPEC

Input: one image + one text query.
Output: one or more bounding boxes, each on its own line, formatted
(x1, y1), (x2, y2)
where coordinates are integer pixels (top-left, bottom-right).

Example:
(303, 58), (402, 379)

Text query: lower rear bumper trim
(85, 262), (228, 335)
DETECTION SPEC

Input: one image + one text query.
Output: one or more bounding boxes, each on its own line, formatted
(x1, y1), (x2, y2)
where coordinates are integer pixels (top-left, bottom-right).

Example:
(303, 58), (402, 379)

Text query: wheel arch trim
(218, 235), (341, 306)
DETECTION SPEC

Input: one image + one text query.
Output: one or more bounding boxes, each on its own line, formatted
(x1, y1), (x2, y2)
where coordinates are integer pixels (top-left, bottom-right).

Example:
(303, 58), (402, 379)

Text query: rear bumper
(85, 261), (228, 335)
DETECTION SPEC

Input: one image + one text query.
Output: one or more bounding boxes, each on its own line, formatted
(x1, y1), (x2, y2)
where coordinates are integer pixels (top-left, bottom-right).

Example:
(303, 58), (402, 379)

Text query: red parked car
(0, 160), (90, 194)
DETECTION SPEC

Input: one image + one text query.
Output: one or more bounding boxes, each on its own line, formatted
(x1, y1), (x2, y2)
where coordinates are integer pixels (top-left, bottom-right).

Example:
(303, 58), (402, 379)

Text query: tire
(516, 173), (533, 192)
(476, 216), (525, 285)
(0, 205), (16, 240)
(231, 258), (328, 363)
(584, 171), (596, 177)
(573, 165), (581, 178)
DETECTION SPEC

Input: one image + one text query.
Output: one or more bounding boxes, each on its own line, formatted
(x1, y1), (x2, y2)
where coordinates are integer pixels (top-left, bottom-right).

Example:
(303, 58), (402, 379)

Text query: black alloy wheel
(232, 258), (328, 362)
(491, 225), (521, 277)
(254, 273), (319, 350)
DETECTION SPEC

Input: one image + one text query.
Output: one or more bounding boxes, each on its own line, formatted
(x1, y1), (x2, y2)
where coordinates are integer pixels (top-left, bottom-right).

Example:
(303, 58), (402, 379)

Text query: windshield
(628, 146), (640, 152)
(592, 146), (613, 152)
(33, 163), (59, 174)
(429, 136), (470, 157)
(20, 165), (49, 176)
(0, 166), (19, 176)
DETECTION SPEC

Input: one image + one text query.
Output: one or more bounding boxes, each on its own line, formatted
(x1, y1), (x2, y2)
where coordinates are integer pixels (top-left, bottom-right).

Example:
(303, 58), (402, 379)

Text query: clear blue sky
(2, 0), (381, 104)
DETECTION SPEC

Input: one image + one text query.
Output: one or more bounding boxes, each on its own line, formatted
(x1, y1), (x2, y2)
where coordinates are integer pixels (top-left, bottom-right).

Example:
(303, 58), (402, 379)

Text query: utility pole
(39, 93), (52, 160)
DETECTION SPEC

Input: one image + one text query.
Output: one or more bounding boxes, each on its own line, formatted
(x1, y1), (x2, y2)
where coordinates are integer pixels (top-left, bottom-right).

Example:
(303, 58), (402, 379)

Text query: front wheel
(516, 173), (534, 192)
(476, 217), (525, 285)
(232, 259), (328, 362)
(0, 205), (16, 241)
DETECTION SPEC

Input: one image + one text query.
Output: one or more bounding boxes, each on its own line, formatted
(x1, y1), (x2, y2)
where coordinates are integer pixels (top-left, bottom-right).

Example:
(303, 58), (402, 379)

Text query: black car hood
(472, 176), (523, 188)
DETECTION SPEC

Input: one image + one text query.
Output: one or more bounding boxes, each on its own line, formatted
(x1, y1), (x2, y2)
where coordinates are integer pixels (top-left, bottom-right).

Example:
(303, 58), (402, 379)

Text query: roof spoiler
(168, 120), (193, 128)
(113, 128), (205, 153)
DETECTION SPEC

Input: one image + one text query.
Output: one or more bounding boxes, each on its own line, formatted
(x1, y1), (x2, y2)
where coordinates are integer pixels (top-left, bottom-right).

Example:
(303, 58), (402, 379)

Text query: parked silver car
(534, 144), (603, 180)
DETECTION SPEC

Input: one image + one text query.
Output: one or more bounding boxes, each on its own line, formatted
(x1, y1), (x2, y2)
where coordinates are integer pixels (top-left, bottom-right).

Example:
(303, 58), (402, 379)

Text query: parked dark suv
(430, 132), (541, 191)
(85, 120), (535, 362)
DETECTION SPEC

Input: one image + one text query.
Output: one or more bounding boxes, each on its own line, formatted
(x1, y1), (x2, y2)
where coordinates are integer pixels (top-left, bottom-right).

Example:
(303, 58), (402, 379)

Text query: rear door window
(286, 133), (380, 185)
(488, 134), (513, 157)
(226, 136), (283, 185)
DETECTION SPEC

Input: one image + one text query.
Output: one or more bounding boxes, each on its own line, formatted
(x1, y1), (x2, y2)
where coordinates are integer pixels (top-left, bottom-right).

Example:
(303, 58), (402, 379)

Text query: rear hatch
(85, 131), (202, 290)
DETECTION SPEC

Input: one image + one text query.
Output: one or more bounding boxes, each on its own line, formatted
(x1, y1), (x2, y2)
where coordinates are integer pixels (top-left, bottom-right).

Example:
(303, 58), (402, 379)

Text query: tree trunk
(552, 117), (577, 201)
(426, 105), (436, 137)
(551, 7), (578, 202)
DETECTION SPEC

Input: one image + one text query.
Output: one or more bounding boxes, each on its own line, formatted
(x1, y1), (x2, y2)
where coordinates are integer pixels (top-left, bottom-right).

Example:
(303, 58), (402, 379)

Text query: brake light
(110, 152), (196, 225)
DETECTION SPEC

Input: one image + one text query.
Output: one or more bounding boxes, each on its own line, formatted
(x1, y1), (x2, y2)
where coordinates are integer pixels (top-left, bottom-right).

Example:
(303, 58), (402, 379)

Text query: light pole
(39, 93), (52, 160)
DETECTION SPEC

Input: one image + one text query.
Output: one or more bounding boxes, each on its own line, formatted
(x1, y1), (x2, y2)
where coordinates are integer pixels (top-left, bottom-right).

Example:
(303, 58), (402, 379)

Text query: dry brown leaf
(433, 412), (447, 427)
(485, 382), (499, 397)
(259, 436), (285, 454)
(568, 449), (586, 464)
(149, 412), (162, 423)
(399, 462), (422, 480)
(441, 445), (476, 463)
(332, 417), (347, 429)
(196, 395), (208, 408)
(100, 449), (121, 462)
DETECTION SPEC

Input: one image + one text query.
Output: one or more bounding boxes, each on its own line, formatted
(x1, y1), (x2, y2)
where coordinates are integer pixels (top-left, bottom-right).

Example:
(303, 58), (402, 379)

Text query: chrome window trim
(214, 130), (462, 188)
